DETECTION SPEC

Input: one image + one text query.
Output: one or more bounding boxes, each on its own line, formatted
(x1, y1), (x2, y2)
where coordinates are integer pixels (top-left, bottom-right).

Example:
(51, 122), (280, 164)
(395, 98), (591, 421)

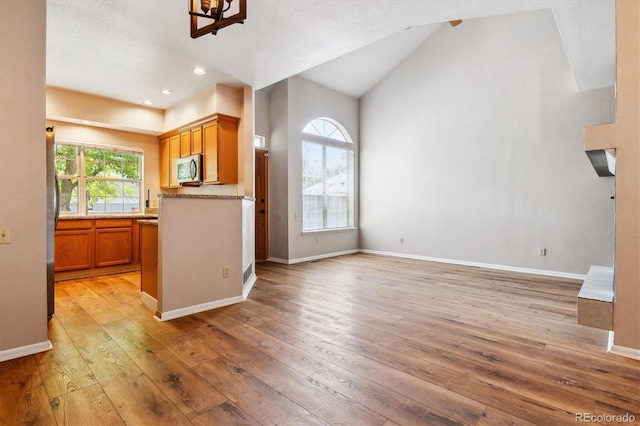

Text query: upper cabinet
(203, 115), (239, 185)
(159, 135), (181, 189)
(191, 126), (203, 155)
(159, 114), (239, 188)
(180, 131), (191, 158)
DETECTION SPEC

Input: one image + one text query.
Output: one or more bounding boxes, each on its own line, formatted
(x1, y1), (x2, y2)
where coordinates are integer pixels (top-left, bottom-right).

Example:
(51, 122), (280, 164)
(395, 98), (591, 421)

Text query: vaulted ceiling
(47, 1), (615, 109)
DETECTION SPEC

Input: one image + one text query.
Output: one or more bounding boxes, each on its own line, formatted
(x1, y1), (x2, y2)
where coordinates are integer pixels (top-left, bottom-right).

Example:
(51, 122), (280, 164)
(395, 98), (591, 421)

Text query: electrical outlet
(150, 199), (158, 208)
(315, 237), (320, 245)
(400, 237), (404, 243)
(223, 266), (230, 278)
(0, 227), (10, 244)
(538, 248), (547, 256)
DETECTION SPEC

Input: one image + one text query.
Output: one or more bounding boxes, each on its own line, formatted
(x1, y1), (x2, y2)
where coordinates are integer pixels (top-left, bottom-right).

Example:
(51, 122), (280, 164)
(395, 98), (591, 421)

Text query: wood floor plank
(101, 318), (227, 418)
(476, 406), (537, 426)
(255, 319), (487, 425)
(78, 339), (144, 383)
(197, 324), (388, 425)
(50, 382), (124, 425)
(0, 356), (56, 425)
(100, 373), (193, 425)
(37, 319), (98, 399)
(311, 363), (466, 426)
(195, 357), (327, 426)
(192, 401), (261, 426)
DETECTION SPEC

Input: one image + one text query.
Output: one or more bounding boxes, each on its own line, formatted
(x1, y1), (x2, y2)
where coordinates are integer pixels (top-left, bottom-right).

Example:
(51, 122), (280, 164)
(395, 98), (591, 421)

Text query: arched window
(302, 118), (355, 231)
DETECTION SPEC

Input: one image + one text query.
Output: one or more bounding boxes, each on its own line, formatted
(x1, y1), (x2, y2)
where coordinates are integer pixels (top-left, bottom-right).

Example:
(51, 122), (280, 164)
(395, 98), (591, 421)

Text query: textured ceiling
(46, 0), (615, 110)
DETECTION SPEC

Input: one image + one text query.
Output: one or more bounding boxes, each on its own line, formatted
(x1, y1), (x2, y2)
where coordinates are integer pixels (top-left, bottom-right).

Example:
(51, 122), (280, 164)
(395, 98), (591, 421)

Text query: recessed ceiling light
(193, 67), (206, 75)
(161, 89), (173, 95)
(143, 100), (154, 105)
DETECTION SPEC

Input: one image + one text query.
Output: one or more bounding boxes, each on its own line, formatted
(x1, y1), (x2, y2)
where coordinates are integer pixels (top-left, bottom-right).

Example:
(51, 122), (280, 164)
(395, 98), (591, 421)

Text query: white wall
(287, 76), (360, 261)
(255, 90), (271, 148)
(265, 77), (360, 262)
(0, 0), (49, 356)
(47, 87), (164, 135)
(359, 9), (615, 275)
(266, 81), (290, 260)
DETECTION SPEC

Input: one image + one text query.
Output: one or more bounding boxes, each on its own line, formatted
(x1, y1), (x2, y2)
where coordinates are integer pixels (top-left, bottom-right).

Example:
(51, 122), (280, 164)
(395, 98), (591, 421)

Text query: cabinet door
(203, 122), (219, 183)
(169, 134), (181, 187)
(191, 126), (203, 155)
(180, 131), (191, 158)
(140, 224), (158, 299)
(217, 116), (239, 184)
(54, 229), (94, 271)
(159, 137), (170, 188)
(95, 227), (132, 267)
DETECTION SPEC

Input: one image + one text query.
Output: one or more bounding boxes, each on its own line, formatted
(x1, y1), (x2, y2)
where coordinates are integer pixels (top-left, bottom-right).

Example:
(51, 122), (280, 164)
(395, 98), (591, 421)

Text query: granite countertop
(138, 219), (159, 225)
(59, 213), (159, 220)
(159, 193), (254, 201)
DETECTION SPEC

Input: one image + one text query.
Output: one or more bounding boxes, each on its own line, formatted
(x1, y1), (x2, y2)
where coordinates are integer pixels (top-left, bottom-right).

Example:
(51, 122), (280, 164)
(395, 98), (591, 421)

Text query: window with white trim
(55, 142), (143, 214)
(302, 118), (355, 231)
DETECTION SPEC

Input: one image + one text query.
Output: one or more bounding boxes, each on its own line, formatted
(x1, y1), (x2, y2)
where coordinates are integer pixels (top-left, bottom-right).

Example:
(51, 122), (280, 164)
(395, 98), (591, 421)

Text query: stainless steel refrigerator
(46, 127), (59, 321)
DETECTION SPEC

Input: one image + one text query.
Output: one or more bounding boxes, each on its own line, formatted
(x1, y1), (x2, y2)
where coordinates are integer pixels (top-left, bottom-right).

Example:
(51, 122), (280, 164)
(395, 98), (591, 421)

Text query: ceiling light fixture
(193, 67), (206, 75)
(143, 100), (154, 105)
(449, 20), (463, 27)
(161, 89), (173, 95)
(189, 0), (247, 38)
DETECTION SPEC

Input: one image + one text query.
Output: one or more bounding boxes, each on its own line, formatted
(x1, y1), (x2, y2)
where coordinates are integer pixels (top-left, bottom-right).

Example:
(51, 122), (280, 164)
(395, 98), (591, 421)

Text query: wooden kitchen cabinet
(54, 220), (94, 272)
(55, 218), (142, 275)
(140, 222), (158, 300)
(191, 126), (203, 155)
(95, 219), (133, 267)
(180, 131), (191, 158)
(159, 135), (181, 189)
(159, 137), (169, 188)
(169, 135), (181, 187)
(159, 113), (239, 186)
(203, 114), (239, 184)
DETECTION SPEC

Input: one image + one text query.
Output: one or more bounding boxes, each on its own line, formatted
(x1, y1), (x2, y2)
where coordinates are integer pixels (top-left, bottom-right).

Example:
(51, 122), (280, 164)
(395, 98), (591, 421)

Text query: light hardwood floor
(1, 253), (638, 425)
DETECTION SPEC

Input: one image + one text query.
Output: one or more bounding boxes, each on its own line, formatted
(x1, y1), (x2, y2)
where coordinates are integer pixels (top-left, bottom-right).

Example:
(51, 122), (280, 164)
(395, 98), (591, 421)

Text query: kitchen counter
(138, 219), (159, 225)
(59, 213), (158, 220)
(159, 193), (253, 201)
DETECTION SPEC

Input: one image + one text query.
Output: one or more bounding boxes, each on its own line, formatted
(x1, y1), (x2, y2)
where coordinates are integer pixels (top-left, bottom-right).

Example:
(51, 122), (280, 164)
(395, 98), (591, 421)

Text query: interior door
(255, 149), (269, 261)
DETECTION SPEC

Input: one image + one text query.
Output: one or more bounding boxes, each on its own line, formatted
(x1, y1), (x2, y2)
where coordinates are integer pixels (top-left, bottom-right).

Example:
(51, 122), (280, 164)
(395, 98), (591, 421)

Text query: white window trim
(55, 138), (144, 215)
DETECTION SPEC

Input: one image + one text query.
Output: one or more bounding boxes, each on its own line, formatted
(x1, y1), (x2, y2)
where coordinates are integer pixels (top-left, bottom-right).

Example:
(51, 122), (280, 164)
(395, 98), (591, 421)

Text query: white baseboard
(140, 291), (157, 313)
(269, 249), (360, 265)
(610, 346), (640, 360)
(608, 332), (640, 360)
(156, 295), (244, 322)
(359, 249), (586, 281)
(0, 340), (53, 362)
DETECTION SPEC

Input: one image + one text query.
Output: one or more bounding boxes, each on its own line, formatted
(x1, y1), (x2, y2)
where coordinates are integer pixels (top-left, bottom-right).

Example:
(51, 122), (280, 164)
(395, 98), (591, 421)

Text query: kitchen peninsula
(142, 193), (256, 321)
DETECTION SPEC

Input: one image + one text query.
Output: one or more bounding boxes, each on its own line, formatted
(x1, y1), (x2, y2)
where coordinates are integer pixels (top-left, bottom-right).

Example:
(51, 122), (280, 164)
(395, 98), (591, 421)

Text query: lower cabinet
(95, 220), (133, 267)
(140, 223), (158, 300)
(55, 218), (141, 273)
(54, 221), (94, 272)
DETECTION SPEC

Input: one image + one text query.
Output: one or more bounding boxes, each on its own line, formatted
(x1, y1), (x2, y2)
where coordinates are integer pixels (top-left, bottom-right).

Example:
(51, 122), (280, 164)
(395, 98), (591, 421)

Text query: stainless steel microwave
(176, 154), (202, 184)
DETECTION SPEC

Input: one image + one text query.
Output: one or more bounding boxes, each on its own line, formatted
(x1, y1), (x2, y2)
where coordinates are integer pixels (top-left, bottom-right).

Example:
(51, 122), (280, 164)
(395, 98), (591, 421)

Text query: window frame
(55, 140), (144, 215)
(301, 118), (355, 233)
